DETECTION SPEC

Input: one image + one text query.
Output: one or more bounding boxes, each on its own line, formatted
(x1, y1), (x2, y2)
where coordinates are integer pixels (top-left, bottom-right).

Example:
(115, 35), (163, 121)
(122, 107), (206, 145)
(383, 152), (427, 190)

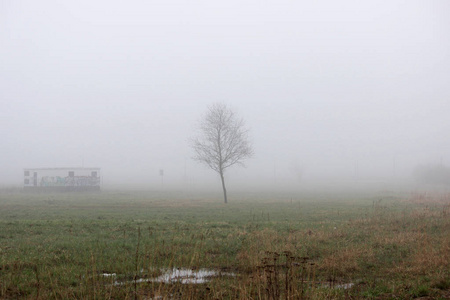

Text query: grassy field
(0, 188), (449, 299)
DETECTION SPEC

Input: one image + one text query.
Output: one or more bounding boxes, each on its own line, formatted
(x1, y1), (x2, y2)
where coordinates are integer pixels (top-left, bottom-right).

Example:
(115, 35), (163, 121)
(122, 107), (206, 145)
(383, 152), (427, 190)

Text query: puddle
(334, 283), (354, 289)
(153, 268), (228, 284)
(317, 282), (355, 290)
(102, 268), (352, 290)
(105, 268), (235, 286)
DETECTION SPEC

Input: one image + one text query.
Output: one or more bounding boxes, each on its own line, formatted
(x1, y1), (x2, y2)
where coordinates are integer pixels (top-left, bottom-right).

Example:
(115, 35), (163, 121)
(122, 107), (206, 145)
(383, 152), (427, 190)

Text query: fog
(1, 1), (450, 191)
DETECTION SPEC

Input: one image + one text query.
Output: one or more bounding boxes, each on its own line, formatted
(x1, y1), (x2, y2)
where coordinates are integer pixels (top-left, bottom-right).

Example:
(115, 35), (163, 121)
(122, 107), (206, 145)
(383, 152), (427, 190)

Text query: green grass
(0, 189), (449, 299)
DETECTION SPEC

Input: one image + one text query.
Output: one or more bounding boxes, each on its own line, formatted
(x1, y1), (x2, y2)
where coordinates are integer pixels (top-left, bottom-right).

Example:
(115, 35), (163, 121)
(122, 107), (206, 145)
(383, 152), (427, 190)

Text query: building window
(24, 179), (29, 184)
(91, 171), (97, 177)
(24, 171), (30, 176)
(69, 171), (74, 177)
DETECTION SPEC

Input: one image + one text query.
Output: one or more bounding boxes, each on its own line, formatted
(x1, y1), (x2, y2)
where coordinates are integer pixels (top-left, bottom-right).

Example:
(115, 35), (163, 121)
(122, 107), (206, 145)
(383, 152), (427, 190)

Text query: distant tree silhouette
(191, 103), (253, 203)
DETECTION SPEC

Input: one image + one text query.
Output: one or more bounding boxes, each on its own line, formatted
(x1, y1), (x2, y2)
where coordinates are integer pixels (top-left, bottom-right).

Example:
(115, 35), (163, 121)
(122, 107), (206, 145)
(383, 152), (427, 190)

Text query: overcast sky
(1, 0), (449, 189)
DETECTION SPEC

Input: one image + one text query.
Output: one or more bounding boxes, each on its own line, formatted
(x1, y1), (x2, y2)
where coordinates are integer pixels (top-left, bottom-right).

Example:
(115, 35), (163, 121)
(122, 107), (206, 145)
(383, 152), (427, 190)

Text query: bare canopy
(191, 103), (253, 203)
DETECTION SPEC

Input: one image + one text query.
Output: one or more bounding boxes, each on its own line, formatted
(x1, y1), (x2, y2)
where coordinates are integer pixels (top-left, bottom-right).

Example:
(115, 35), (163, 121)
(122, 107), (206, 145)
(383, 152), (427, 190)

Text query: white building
(23, 168), (101, 191)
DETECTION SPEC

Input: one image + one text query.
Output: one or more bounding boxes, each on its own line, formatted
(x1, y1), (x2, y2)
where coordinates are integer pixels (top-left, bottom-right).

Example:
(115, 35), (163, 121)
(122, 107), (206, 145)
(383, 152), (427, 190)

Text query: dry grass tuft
(319, 246), (373, 276)
(404, 235), (450, 276)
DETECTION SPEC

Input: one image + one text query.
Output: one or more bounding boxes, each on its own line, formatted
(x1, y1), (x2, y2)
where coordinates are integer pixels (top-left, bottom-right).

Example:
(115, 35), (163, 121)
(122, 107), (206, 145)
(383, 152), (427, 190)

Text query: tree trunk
(219, 171), (228, 204)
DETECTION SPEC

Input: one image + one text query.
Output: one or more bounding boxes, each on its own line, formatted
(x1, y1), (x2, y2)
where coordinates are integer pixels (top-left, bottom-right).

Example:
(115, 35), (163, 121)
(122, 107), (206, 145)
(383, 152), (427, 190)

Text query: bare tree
(191, 103), (253, 203)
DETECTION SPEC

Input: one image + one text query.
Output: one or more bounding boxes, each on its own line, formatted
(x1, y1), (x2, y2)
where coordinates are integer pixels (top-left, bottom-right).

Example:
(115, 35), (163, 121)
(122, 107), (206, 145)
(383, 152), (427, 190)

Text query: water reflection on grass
(106, 268), (236, 286)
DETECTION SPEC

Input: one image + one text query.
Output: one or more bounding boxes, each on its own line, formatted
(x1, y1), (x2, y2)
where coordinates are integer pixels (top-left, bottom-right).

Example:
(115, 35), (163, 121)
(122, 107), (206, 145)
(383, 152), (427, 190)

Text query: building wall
(24, 168), (101, 191)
